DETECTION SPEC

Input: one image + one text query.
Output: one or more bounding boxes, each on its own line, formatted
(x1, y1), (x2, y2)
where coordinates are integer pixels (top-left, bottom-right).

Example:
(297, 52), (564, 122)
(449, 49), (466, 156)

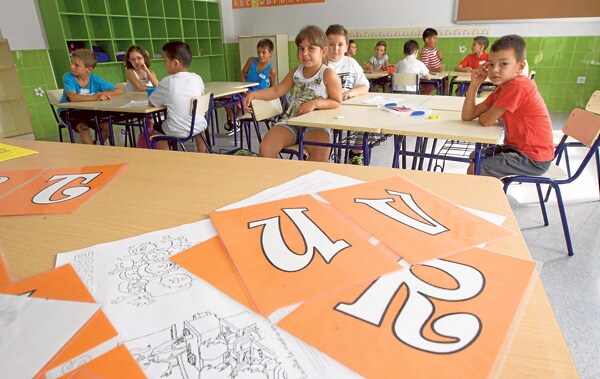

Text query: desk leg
(65, 110), (76, 143)
(392, 135), (402, 169)
(298, 127), (306, 161)
(426, 139), (439, 171)
(93, 114), (104, 145)
(107, 114), (116, 146)
(362, 132), (370, 166)
(473, 142), (483, 175)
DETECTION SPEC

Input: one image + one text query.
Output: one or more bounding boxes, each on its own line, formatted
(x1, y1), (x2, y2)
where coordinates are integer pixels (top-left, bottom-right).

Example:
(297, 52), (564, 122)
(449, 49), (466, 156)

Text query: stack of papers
(1, 170), (538, 378)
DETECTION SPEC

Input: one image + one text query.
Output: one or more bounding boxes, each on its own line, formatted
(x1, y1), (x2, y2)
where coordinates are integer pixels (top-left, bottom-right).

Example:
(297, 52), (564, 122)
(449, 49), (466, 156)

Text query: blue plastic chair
(150, 93), (213, 152)
(550, 90), (600, 201)
(503, 108), (600, 256)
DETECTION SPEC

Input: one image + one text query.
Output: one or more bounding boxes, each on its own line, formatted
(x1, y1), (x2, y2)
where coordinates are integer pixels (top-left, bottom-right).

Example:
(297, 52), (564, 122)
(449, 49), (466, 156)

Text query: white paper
(56, 170), (365, 379)
(361, 95), (405, 106)
(0, 294), (100, 379)
(120, 100), (150, 108)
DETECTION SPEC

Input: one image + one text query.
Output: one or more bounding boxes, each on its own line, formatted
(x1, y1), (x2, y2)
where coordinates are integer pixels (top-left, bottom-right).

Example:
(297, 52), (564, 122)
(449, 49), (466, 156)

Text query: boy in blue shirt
(60, 49), (123, 144)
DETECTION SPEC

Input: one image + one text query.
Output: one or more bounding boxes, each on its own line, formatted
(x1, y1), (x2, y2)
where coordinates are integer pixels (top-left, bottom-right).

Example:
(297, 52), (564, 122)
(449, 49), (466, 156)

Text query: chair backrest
(189, 93), (212, 117)
(392, 73), (419, 94)
(46, 89), (64, 106)
(562, 108), (600, 148)
(529, 70), (536, 80)
(585, 90), (600, 115)
(251, 98), (283, 122)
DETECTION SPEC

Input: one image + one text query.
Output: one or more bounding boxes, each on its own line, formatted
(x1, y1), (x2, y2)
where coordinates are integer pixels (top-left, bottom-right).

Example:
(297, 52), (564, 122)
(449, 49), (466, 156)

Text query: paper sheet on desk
(119, 100), (150, 108)
(362, 95), (405, 106)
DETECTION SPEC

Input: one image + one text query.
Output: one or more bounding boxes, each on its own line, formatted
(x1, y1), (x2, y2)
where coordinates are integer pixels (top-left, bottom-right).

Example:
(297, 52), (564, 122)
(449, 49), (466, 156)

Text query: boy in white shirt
(394, 40), (432, 93)
(149, 41), (207, 152)
(326, 24), (369, 101)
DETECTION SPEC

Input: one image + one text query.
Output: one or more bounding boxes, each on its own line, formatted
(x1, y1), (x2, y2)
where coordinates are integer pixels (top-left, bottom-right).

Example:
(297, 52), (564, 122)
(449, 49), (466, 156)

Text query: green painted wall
(225, 35), (600, 113)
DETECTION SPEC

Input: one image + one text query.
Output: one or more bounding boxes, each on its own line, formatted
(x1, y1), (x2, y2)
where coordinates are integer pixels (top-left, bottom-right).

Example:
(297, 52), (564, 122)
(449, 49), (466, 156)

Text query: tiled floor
(43, 110), (599, 378)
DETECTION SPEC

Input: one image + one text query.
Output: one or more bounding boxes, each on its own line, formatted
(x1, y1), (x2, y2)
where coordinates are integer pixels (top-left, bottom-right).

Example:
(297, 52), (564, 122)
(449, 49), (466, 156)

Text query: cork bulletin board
(454, 0), (600, 22)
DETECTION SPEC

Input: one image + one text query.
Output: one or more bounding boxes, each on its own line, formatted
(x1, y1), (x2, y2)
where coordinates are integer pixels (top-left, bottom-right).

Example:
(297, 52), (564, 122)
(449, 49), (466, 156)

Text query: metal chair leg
(553, 184), (574, 256)
(536, 183), (549, 226)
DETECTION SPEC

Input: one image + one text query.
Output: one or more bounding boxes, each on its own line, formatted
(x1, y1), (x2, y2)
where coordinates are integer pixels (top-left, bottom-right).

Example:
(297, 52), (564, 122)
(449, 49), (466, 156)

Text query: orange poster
(0, 168), (44, 195)
(0, 164), (125, 216)
(279, 248), (537, 379)
(318, 175), (514, 264)
(0, 251), (9, 285)
(60, 345), (145, 379)
(171, 236), (255, 310)
(209, 194), (401, 316)
(0, 264), (118, 378)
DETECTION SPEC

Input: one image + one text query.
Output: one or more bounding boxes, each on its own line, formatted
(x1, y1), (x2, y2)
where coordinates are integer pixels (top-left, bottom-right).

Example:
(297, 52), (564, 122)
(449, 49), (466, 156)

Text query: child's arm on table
(295, 68), (342, 115)
(461, 65), (504, 125)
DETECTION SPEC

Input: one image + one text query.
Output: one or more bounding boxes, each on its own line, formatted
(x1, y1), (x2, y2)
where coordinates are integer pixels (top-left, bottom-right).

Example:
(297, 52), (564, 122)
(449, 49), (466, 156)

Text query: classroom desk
(419, 71), (449, 95)
(342, 93), (433, 107)
(450, 73), (496, 96)
(58, 92), (164, 147)
(203, 81), (258, 146)
(421, 95), (484, 111)
(0, 138), (577, 379)
(380, 110), (502, 173)
(286, 106), (384, 165)
(364, 71), (390, 81)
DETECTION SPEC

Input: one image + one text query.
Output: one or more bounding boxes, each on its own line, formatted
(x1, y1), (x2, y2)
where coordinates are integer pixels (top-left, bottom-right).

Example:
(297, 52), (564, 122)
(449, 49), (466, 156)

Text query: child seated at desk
(346, 39), (357, 58)
(455, 36), (489, 73)
(244, 25), (342, 162)
(326, 24), (369, 100)
(59, 48), (123, 145)
(124, 45), (159, 92)
(461, 35), (553, 178)
(365, 40), (389, 72)
(326, 24), (370, 165)
(420, 28), (444, 95)
(149, 41), (208, 153)
(225, 38), (278, 130)
(393, 40), (432, 93)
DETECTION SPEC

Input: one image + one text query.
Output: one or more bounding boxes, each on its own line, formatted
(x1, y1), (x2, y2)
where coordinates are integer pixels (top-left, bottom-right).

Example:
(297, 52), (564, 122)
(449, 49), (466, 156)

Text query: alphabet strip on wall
(233, 0), (325, 9)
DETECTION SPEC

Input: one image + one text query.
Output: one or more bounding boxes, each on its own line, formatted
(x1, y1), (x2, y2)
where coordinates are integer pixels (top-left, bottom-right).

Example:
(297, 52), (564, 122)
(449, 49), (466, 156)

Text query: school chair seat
(502, 108), (600, 256)
(46, 89), (68, 142)
(280, 144), (310, 160)
(391, 73), (419, 94)
(46, 88), (105, 144)
(239, 98), (283, 152)
(150, 93), (213, 153)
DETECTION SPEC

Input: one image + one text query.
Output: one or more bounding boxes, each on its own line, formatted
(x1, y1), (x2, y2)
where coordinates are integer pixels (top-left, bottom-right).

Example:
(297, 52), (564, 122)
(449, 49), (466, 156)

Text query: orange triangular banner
(209, 194), (401, 316)
(318, 176), (514, 263)
(0, 164), (126, 216)
(279, 248), (537, 379)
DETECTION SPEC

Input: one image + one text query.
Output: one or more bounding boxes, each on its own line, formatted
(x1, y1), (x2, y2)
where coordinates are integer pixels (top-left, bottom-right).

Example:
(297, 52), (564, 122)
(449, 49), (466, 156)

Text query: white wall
(0, 0), (47, 50)
(223, 0), (600, 42)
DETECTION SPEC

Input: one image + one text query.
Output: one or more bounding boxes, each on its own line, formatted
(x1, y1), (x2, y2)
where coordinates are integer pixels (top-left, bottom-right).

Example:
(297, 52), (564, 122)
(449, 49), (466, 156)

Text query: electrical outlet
(577, 76), (586, 84)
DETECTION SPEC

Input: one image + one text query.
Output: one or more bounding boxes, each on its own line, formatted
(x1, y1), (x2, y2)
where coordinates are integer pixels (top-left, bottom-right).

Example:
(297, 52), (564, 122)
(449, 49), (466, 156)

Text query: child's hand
(437, 50), (443, 60)
(471, 64), (488, 85)
(98, 93), (111, 101)
(364, 63), (373, 72)
(464, 67), (473, 72)
(243, 92), (255, 110)
(296, 100), (316, 115)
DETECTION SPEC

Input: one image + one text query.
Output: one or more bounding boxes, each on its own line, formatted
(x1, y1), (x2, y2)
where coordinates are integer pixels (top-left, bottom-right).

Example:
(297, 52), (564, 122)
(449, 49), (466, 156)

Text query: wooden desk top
(0, 139), (577, 379)
(204, 81), (258, 98)
(422, 95), (484, 112)
(365, 71), (390, 80)
(380, 110), (503, 144)
(287, 106), (384, 132)
(58, 92), (164, 114)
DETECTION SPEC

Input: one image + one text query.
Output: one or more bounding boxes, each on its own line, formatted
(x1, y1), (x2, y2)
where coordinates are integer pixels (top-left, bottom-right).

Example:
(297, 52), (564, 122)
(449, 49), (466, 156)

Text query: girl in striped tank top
(244, 25), (342, 162)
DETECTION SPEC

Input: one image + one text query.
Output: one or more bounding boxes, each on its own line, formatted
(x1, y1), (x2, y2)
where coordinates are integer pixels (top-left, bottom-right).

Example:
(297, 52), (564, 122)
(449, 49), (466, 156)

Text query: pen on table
(384, 103), (397, 107)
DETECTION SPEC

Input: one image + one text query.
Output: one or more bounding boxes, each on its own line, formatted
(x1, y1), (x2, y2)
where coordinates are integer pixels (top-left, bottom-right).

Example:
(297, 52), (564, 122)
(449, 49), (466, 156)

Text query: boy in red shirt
(455, 36), (489, 72)
(462, 34), (554, 177)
